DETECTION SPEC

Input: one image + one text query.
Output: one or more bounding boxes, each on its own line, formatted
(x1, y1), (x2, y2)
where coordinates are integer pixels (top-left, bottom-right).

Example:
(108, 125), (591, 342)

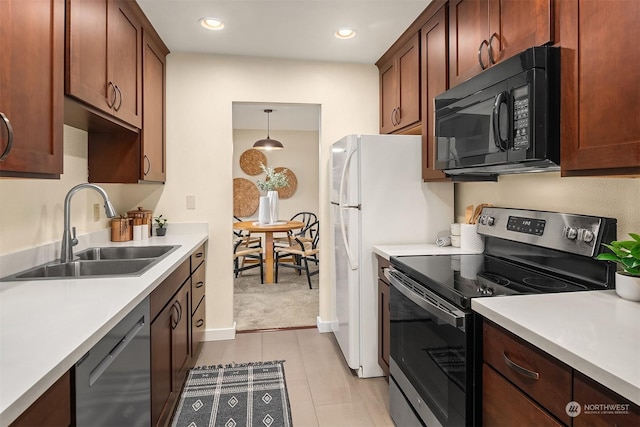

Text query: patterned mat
(171, 361), (292, 427)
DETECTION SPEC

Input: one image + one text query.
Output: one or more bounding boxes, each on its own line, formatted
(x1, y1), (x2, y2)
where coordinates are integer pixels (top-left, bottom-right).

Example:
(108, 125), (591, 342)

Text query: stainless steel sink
(75, 245), (177, 260)
(0, 245), (180, 281)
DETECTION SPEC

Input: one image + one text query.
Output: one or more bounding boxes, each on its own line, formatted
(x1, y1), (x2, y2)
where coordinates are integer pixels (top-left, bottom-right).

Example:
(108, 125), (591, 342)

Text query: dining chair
(274, 220), (319, 289)
(234, 215), (262, 271)
(233, 238), (264, 283)
(273, 212), (318, 266)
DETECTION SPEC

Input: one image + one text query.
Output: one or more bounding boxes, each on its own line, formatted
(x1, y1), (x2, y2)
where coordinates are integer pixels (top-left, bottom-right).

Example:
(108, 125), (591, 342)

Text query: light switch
(186, 195), (196, 210)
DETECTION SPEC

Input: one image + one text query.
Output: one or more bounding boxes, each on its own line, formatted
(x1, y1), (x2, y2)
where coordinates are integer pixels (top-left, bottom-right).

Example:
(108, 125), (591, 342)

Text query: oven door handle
(389, 271), (467, 330)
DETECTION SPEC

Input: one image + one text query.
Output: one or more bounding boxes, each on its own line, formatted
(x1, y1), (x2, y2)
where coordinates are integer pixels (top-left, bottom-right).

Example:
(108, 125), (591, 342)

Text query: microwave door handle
(492, 92), (508, 151)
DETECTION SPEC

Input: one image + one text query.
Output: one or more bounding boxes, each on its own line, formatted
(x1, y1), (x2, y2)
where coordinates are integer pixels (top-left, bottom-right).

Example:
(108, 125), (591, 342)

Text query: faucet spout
(61, 183), (117, 263)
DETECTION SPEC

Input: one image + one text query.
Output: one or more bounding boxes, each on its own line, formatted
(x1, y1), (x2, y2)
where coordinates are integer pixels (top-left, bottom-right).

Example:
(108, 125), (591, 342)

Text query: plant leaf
(596, 253), (619, 262)
(629, 233), (640, 242)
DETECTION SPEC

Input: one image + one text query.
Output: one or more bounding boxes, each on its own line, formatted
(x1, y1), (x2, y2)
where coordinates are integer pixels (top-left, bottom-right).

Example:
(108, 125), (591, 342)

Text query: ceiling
(137, 0), (430, 64)
(136, 0), (430, 130)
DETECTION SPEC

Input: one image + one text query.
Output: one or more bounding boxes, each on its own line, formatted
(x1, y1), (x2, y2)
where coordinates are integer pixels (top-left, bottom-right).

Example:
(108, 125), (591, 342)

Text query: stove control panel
(477, 207), (617, 257)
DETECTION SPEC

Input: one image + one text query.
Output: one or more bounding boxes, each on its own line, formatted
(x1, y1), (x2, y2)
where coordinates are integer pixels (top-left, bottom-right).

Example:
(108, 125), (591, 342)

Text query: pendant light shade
(253, 109), (284, 150)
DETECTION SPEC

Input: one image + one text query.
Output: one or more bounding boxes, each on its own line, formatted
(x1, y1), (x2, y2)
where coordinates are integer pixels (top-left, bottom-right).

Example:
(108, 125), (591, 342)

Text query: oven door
(388, 268), (474, 427)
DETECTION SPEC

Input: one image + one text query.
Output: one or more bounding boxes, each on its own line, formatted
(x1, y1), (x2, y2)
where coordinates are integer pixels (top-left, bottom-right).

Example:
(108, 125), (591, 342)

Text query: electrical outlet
(93, 203), (100, 221)
(186, 195), (196, 210)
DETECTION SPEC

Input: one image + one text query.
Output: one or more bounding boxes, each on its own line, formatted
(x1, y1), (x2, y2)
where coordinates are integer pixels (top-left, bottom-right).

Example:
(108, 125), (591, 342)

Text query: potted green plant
(597, 233), (640, 301)
(154, 215), (168, 236)
(256, 163), (289, 224)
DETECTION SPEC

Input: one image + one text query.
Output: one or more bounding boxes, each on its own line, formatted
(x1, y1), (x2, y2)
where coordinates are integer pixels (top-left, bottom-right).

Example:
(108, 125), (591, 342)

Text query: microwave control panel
(512, 85), (529, 149)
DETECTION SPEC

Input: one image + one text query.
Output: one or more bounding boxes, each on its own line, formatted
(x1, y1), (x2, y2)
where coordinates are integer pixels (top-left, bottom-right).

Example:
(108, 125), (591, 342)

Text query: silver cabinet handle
(0, 112), (14, 161)
(107, 82), (117, 108)
(503, 353), (540, 380)
(394, 107), (400, 126)
(390, 108), (397, 126)
(478, 39), (489, 70)
(196, 319), (204, 328)
(143, 154), (151, 175)
(488, 33), (499, 65)
(114, 85), (123, 111)
(195, 281), (204, 289)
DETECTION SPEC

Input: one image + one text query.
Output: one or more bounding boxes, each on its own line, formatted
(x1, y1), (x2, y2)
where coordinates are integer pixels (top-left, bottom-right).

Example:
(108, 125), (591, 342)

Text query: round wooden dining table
(233, 220), (305, 284)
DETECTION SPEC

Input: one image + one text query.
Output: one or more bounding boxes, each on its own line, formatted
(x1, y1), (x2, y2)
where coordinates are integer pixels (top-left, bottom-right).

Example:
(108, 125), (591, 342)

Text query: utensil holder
(460, 223), (484, 252)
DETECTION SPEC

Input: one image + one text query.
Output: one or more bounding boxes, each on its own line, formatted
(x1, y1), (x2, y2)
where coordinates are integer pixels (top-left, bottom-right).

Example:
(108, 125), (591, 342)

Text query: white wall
(158, 53), (380, 331)
(232, 129), (320, 221)
(455, 173), (640, 239)
(0, 126), (128, 257)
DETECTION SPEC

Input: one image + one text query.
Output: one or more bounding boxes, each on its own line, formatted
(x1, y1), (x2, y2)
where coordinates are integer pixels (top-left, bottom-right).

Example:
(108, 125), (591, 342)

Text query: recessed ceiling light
(199, 17), (224, 31)
(335, 28), (356, 39)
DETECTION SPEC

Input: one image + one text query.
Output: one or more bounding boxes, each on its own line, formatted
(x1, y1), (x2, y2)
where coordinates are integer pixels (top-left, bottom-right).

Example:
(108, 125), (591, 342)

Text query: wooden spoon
(471, 204), (484, 224)
(465, 205), (474, 224)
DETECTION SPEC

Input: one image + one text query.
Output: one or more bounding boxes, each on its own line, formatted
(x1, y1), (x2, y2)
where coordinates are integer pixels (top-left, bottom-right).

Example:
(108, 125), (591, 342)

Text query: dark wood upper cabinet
(378, 33), (421, 134)
(141, 29), (168, 182)
(558, 0), (640, 176)
(449, 0), (554, 87)
(66, 0), (142, 129)
(0, 0), (64, 178)
(421, 5), (450, 182)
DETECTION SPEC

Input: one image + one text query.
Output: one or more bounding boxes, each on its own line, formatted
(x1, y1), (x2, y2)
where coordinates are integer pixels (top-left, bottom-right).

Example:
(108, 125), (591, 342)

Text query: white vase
(615, 272), (640, 301)
(258, 196), (270, 224)
(267, 190), (279, 224)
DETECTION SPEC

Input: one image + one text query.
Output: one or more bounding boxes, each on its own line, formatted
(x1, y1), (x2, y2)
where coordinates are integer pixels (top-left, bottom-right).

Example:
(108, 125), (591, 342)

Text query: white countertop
(0, 224), (208, 427)
(373, 243), (483, 260)
(473, 291), (640, 405)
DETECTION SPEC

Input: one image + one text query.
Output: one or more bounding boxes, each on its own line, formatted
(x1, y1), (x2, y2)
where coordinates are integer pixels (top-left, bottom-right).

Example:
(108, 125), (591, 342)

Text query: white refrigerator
(330, 134), (453, 378)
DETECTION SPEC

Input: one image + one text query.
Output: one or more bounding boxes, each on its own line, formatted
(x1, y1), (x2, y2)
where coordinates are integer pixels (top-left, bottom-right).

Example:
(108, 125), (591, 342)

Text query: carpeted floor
(234, 268), (319, 331)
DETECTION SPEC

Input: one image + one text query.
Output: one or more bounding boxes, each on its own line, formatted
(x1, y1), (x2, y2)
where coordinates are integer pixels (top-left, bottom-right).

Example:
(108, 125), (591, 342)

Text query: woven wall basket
(233, 178), (260, 217)
(275, 167), (297, 199)
(239, 149), (267, 176)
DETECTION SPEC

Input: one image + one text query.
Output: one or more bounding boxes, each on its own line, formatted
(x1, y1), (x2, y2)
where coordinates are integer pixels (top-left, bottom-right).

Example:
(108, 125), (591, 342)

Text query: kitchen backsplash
(455, 172), (640, 240)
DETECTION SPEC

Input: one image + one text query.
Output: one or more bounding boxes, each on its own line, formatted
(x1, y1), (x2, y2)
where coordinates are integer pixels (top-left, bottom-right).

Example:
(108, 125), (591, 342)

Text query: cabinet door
(573, 371), (640, 427)
(559, 0), (640, 176)
(192, 297), (206, 360)
(141, 30), (167, 182)
(379, 58), (397, 134)
(449, 0), (490, 87)
(483, 364), (564, 427)
(66, 0), (110, 114)
(0, 0), (63, 178)
(488, 0), (553, 64)
(109, 0), (142, 128)
(151, 297), (173, 427)
(396, 34), (421, 130)
(172, 284), (191, 392)
(421, 5), (450, 182)
(10, 371), (70, 427)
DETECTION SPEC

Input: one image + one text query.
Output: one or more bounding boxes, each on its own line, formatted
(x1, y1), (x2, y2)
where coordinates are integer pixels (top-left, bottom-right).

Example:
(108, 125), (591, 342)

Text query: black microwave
(434, 46), (560, 180)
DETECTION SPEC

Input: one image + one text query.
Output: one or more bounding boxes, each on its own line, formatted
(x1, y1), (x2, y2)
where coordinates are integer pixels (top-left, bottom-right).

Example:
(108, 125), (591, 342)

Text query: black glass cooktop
(390, 254), (590, 309)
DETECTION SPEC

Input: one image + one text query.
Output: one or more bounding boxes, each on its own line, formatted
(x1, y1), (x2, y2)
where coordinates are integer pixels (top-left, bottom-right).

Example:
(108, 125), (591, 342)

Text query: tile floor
(195, 328), (394, 427)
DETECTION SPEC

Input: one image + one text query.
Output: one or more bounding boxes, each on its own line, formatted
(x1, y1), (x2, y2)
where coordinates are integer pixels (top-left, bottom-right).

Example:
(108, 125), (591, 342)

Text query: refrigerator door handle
(338, 146), (359, 270)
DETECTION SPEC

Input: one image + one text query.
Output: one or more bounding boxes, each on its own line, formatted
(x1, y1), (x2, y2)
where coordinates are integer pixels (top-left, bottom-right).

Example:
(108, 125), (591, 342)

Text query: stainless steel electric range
(387, 207), (617, 427)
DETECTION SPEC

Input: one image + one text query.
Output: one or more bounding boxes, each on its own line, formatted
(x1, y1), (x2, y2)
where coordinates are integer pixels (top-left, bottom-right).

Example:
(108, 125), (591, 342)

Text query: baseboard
(203, 322), (236, 341)
(316, 316), (334, 333)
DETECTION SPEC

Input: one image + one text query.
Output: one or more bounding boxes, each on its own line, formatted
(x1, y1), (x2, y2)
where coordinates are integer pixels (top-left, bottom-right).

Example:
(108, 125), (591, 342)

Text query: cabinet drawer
(150, 258), (190, 321)
(191, 262), (205, 315)
(192, 297), (206, 358)
(190, 243), (206, 272)
(483, 320), (572, 425)
(483, 363), (563, 427)
(573, 371), (640, 427)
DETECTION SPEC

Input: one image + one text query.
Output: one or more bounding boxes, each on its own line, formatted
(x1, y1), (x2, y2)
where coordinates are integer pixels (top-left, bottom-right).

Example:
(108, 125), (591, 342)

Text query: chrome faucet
(61, 183), (117, 263)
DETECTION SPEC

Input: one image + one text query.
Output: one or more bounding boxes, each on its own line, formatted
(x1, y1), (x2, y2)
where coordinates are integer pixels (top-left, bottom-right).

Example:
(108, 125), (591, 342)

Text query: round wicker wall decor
(233, 178), (260, 217)
(239, 149), (267, 176)
(274, 167), (297, 199)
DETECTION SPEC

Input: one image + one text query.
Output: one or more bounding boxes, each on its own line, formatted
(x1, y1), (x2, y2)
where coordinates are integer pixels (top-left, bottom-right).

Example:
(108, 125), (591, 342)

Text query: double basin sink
(1, 245), (180, 281)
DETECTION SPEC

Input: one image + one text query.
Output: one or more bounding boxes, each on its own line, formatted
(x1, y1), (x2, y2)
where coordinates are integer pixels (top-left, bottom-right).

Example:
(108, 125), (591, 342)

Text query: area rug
(171, 361), (292, 427)
(234, 269), (319, 331)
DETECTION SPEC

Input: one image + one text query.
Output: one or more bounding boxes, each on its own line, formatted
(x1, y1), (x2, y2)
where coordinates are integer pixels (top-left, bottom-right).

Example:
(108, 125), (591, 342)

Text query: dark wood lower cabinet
(573, 372), (640, 427)
(9, 371), (70, 427)
(376, 255), (390, 377)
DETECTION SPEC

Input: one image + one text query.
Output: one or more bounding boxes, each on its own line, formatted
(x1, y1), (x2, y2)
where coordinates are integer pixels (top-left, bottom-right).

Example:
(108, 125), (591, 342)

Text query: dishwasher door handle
(89, 316), (146, 387)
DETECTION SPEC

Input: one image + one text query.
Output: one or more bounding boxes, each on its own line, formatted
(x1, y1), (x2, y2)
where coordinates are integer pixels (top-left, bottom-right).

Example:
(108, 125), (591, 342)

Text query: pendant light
(253, 109), (284, 150)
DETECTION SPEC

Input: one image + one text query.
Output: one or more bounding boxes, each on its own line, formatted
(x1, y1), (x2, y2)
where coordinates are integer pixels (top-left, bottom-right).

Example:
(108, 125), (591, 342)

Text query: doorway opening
(231, 102), (321, 331)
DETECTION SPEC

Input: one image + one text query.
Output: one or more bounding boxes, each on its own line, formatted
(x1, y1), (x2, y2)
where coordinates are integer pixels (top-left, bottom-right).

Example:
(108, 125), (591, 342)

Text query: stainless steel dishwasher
(75, 297), (151, 426)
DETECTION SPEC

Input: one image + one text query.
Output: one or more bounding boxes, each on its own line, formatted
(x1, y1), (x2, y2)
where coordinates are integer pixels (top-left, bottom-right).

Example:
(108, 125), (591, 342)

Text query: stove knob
(486, 216), (495, 226)
(566, 227), (578, 240)
(581, 229), (595, 243)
